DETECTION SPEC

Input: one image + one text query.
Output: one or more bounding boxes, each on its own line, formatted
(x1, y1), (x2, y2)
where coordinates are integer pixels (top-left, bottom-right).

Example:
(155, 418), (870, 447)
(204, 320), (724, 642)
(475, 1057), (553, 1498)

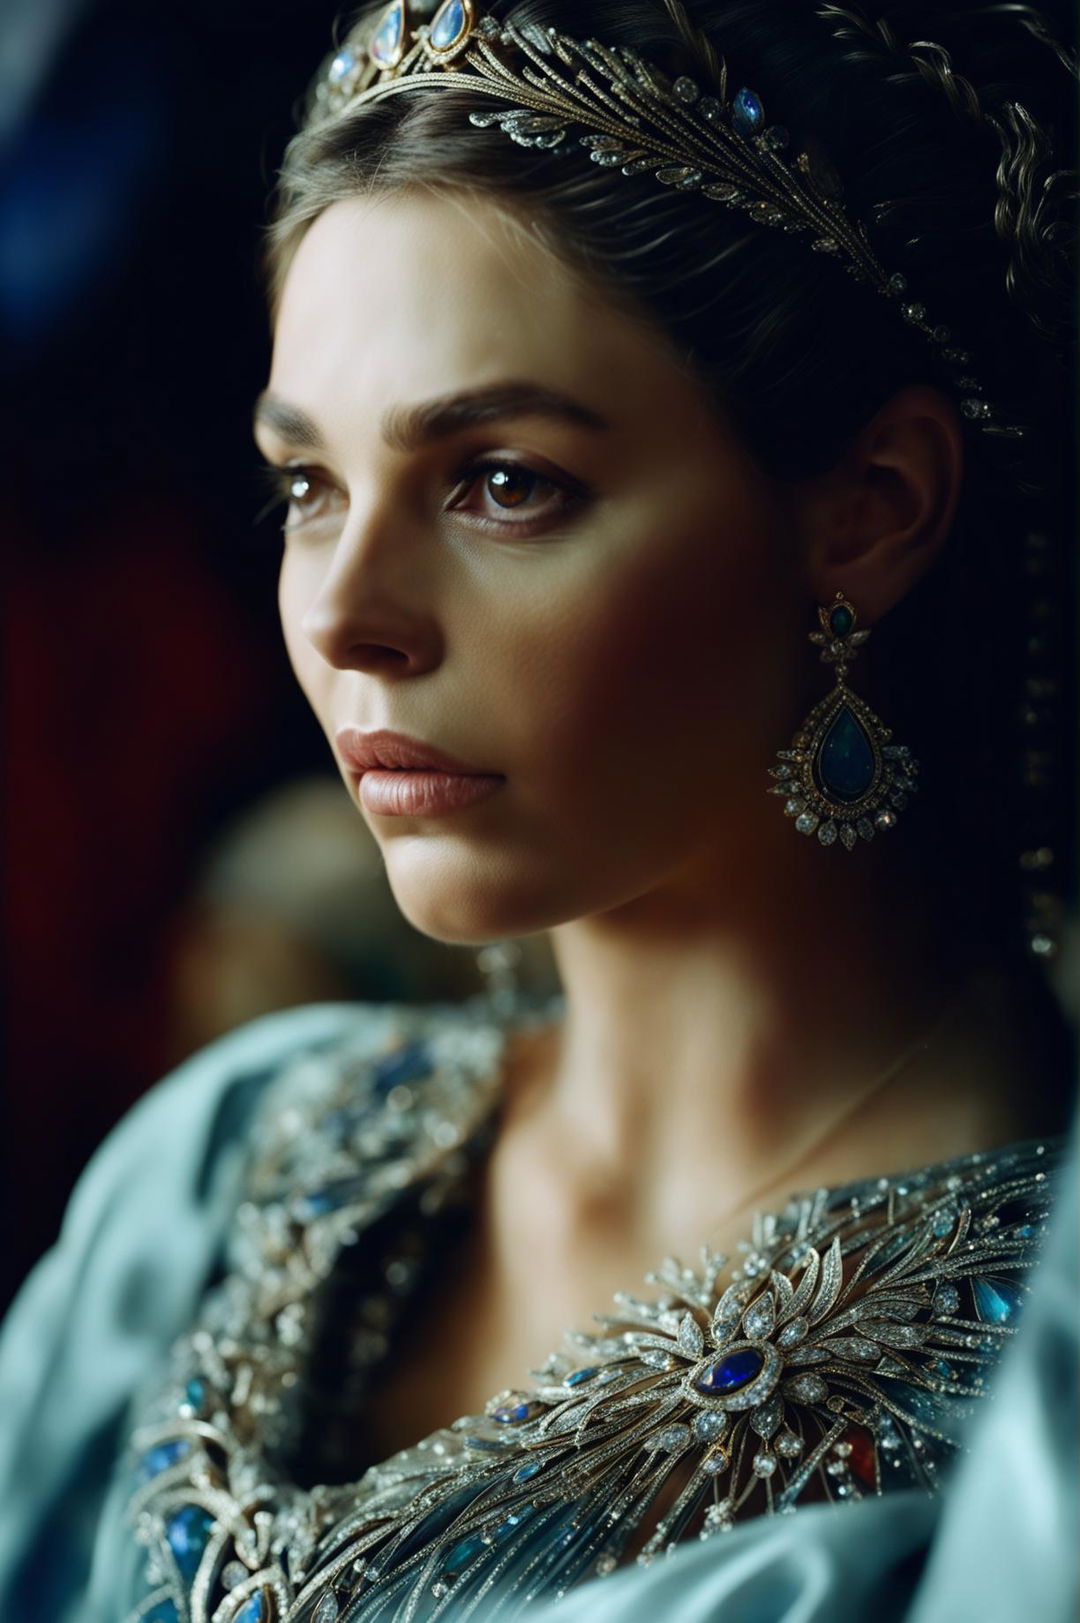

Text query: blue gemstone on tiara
(328, 47), (358, 86)
(430, 0), (469, 53)
(371, 0), (405, 69)
(731, 87), (764, 137)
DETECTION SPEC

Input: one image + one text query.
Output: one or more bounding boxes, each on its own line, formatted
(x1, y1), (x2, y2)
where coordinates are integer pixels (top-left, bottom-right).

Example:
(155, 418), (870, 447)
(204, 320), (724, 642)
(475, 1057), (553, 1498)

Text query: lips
(334, 727), (488, 776)
(334, 727), (505, 818)
(360, 771), (503, 817)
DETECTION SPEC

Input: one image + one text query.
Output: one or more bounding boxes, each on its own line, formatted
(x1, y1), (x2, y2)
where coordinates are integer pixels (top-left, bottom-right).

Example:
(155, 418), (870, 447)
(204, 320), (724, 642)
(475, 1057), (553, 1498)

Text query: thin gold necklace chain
(702, 978), (971, 1242)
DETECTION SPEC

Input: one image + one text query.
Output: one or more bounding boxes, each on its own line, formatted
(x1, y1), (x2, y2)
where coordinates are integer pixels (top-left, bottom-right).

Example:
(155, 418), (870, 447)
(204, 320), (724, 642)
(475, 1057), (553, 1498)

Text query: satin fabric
(0, 1004), (371, 1623)
(0, 1001), (1074, 1623)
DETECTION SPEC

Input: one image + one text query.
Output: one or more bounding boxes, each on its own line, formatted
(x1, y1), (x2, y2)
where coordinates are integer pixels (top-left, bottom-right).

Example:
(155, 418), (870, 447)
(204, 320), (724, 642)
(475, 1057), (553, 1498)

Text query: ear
(794, 384), (965, 624)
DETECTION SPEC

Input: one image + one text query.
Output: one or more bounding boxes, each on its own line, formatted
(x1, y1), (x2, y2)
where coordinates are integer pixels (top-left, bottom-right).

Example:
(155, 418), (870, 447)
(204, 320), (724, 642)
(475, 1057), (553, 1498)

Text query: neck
(511, 829), (1038, 1259)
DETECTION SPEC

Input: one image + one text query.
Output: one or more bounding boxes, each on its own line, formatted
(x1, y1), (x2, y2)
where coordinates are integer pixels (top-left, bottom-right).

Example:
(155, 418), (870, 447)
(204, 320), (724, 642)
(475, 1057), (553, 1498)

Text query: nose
(299, 514), (444, 677)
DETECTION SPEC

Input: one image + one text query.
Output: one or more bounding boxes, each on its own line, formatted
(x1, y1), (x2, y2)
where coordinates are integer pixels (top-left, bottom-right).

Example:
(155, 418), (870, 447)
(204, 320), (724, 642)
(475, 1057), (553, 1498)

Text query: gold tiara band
(311, 0), (1027, 445)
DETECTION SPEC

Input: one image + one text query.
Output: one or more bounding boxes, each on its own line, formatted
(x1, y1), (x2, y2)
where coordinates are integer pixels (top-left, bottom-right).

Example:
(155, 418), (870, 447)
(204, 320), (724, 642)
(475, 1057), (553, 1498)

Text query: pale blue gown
(0, 1000), (1074, 1623)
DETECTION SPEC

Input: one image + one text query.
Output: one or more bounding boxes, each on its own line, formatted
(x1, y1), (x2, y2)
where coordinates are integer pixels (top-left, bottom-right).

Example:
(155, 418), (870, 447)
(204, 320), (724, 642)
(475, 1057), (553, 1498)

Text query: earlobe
(803, 384), (965, 625)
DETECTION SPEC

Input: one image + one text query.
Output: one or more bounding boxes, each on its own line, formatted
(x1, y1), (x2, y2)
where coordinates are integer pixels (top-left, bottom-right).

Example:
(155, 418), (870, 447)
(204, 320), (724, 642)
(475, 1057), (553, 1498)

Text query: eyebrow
(252, 382), (611, 454)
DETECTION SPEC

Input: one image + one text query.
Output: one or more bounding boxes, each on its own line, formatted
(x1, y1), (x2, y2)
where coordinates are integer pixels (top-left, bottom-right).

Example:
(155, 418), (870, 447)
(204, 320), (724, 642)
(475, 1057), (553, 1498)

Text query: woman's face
(257, 190), (807, 942)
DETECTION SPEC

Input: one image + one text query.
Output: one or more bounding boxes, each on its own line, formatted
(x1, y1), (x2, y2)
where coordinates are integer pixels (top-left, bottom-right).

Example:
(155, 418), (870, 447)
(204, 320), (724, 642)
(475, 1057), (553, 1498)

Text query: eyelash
(254, 458), (588, 535)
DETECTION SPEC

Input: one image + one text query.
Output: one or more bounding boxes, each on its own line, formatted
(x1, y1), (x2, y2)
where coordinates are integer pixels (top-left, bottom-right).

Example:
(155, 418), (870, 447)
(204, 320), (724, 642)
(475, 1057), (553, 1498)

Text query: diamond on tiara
(310, 2), (1025, 443)
(425, 0), (475, 61)
(370, 0), (406, 70)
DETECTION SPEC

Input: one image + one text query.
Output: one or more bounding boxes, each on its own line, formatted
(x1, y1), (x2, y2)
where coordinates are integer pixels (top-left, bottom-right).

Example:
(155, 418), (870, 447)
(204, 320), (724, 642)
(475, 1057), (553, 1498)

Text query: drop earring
(767, 591), (919, 850)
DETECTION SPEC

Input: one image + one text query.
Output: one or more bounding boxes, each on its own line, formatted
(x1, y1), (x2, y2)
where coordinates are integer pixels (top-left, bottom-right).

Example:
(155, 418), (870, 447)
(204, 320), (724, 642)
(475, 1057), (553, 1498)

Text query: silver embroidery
(120, 999), (1058, 1622)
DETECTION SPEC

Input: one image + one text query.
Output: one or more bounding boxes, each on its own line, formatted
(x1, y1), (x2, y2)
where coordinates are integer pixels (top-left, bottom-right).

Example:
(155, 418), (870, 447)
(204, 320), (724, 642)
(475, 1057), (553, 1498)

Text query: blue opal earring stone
(767, 592), (920, 850)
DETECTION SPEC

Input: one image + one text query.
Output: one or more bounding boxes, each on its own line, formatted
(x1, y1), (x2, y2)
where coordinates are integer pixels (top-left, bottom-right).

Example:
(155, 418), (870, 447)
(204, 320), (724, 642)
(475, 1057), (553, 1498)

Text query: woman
(0, 2), (1076, 1619)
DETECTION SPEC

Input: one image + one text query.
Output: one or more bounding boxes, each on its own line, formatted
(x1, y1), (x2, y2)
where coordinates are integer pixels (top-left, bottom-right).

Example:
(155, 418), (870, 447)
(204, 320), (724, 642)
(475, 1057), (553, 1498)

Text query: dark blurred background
(1, 0), (557, 1310)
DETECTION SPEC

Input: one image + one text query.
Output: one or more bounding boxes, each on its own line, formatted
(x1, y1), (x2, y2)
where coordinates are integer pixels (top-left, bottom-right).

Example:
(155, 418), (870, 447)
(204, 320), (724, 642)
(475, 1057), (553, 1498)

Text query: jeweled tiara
(310, 0), (1027, 443)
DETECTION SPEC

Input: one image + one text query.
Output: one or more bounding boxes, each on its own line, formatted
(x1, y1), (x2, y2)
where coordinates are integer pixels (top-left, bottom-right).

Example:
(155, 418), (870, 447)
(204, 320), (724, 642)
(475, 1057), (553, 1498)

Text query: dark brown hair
(263, 0), (1077, 994)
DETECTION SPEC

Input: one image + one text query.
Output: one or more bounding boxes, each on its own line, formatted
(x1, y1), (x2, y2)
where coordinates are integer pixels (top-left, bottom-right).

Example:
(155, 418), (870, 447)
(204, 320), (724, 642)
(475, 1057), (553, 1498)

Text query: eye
(448, 459), (589, 531)
(256, 462), (343, 531)
(481, 466), (543, 509)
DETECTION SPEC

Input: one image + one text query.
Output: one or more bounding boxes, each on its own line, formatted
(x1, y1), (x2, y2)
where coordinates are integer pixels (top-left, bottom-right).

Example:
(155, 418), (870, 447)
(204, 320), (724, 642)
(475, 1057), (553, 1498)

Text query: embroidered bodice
(120, 998), (1061, 1623)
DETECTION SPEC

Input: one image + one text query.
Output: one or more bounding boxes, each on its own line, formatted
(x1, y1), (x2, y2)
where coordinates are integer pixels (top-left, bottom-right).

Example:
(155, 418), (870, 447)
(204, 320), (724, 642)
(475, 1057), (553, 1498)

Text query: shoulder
(34, 992), (509, 1298)
(0, 992), (507, 1421)
(0, 1000), (409, 1370)
(0, 1000), (412, 1619)
(33, 1002), (390, 1285)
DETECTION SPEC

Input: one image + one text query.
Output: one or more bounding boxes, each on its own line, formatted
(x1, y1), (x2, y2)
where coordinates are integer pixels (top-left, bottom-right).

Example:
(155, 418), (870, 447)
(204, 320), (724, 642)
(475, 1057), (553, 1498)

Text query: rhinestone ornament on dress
(120, 1000), (1059, 1621)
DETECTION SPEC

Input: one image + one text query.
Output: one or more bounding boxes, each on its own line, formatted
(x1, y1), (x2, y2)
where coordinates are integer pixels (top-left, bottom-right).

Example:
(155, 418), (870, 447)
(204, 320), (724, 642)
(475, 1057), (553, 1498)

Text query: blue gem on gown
(373, 1041), (434, 1094)
(115, 1001), (1059, 1622)
(183, 1377), (207, 1414)
(494, 1504), (537, 1540)
(465, 1433), (507, 1452)
(441, 1532), (488, 1578)
(370, 1), (405, 68)
(876, 1375), (970, 1445)
(694, 1346), (764, 1394)
(564, 1366), (599, 1387)
(136, 1439), (191, 1484)
(817, 706), (876, 801)
(235, 1593), (268, 1623)
(493, 1399), (533, 1423)
(731, 88), (765, 136)
(430, 0), (469, 52)
(972, 1277), (1023, 1325)
(295, 1188), (339, 1219)
(143, 1603), (180, 1623)
(166, 1505), (215, 1581)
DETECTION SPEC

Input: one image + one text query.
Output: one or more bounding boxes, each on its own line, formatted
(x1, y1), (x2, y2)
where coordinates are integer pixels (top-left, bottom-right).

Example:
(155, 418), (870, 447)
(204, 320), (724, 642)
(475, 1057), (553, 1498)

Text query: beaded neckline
(121, 996), (1063, 1623)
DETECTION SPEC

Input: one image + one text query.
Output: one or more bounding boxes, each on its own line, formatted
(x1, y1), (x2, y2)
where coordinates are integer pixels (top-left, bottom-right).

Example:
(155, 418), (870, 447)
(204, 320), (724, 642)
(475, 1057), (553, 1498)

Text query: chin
(381, 833), (596, 943)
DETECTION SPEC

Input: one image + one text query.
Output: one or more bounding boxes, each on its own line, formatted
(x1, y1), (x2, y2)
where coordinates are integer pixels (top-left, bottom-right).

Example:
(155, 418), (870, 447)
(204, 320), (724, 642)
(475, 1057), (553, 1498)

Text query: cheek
(278, 551), (327, 718)
(515, 520), (789, 796)
(496, 516), (792, 856)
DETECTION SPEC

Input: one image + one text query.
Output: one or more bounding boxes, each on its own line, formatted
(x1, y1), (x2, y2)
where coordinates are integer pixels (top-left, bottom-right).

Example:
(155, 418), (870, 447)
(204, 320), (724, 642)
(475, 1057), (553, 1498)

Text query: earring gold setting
(768, 592), (919, 850)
